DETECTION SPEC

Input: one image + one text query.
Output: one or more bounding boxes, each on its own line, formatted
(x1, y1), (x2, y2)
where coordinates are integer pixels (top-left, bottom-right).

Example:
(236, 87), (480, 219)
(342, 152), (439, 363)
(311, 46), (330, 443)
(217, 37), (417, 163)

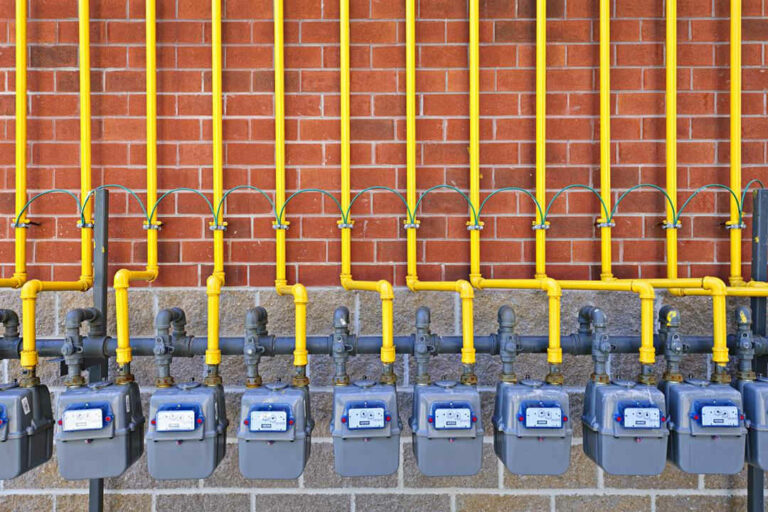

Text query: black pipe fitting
(0, 309), (19, 339)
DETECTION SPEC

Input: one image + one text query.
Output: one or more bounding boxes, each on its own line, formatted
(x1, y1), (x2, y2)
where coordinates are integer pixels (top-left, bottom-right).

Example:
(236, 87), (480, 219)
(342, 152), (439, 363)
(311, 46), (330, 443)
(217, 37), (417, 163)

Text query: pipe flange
(245, 376), (263, 388)
(76, 221), (95, 229)
(736, 370), (757, 382)
(725, 221), (747, 230)
(64, 375), (87, 388)
(115, 373), (135, 385)
(10, 221), (30, 229)
(591, 373), (610, 384)
(379, 372), (397, 386)
(155, 376), (175, 388)
(636, 373), (657, 386)
(500, 373), (518, 384)
(595, 221), (616, 229)
(460, 373), (478, 386)
(662, 372), (684, 383)
(662, 221), (682, 230)
(142, 222), (162, 231)
(532, 223), (550, 231)
(545, 372), (564, 386)
(204, 374), (223, 386)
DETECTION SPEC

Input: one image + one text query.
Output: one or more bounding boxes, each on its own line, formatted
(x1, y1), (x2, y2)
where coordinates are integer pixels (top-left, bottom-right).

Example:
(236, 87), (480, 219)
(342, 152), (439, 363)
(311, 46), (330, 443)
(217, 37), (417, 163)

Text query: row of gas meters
(1, 376), (768, 480)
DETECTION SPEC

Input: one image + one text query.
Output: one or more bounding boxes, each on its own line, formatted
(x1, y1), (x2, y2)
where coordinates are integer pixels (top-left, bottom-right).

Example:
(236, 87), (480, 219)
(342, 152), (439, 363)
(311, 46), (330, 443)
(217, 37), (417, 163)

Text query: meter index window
(623, 407), (661, 429)
(701, 405), (739, 427)
(62, 408), (104, 432)
(348, 407), (385, 429)
(250, 410), (289, 432)
(434, 407), (472, 430)
(156, 409), (196, 432)
(524, 406), (563, 428)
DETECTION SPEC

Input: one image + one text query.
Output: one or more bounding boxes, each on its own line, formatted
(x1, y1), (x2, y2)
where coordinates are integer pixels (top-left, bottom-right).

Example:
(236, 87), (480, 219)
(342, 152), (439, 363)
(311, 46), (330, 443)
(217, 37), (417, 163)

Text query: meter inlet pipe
(19, 0), (95, 387)
(405, 0), (476, 385)
(113, 0), (161, 384)
(204, 0), (226, 387)
(273, 0), (309, 388)
(1, 0), (29, 289)
(338, 0), (396, 385)
(469, 0), (563, 385)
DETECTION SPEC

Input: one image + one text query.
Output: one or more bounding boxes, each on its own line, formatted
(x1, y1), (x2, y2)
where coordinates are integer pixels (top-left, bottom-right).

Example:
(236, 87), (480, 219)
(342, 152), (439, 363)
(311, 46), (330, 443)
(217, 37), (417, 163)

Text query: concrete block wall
(0, 287), (762, 511)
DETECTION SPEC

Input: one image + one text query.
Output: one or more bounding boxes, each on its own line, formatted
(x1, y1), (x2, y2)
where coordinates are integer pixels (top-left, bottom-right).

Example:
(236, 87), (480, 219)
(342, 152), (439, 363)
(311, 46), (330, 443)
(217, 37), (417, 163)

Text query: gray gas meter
(330, 379), (401, 477)
(410, 380), (483, 477)
(0, 382), (53, 480)
(665, 379), (746, 474)
(492, 379), (571, 475)
(238, 381), (313, 479)
(55, 381), (144, 479)
(146, 382), (228, 480)
(582, 379), (668, 475)
(739, 377), (768, 470)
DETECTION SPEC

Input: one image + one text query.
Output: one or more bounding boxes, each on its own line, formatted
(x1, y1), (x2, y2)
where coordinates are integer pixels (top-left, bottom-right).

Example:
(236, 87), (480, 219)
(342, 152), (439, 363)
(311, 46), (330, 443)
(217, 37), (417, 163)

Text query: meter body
(330, 380), (401, 477)
(0, 382), (53, 480)
(410, 380), (483, 477)
(664, 379), (745, 474)
(738, 377), (768, 470)
(146, 382), (228, 480)
(582, 380), (668, 475)
(492, 380), (571, 475)
(55, 381), (144, 479)
(238, 382), (313, 479)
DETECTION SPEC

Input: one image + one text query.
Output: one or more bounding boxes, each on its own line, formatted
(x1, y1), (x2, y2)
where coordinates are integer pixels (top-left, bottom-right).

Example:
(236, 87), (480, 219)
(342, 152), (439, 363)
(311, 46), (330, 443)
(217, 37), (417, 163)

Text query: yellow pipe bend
(277, 283), (309, 368)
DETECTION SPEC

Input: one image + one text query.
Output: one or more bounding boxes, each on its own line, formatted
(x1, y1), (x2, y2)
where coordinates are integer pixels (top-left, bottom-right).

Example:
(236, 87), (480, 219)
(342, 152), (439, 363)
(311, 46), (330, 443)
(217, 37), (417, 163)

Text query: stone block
(503, 444), (597, 489)
(302, 441), (397, 488)
(155, 493), (251, 512)
(203, 442), (298, 488)
(356, 493), (452, 512)
(0, 495), (52, 511)
(603, 462), (698, 489)
(402, 440), (498, 488)
(252, 494), (351, 512)
(655, 495), (747, 512)
(55, 494), (152, 512)
(555, 495), (650, 512)
(456, 495), (551, 512)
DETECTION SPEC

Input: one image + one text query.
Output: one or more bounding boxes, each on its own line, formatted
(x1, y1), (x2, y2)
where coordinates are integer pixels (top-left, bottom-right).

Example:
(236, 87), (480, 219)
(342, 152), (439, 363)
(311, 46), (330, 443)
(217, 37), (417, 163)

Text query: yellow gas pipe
(469, 0), (564, 383)
(273, 0), (309, 385)
(338, 0), (396, 381)
(20, 0), (95, 384)
(728, 0), (744, 287)
(113, 0), (160, 382)
(1, 0), (29, 290)
(204, 0), (226, 384)
(406, 0), (475, 383)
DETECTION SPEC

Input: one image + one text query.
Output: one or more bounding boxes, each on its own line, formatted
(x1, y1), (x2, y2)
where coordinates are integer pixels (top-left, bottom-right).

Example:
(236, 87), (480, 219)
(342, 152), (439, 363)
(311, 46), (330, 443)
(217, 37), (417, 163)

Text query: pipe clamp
(337, 222), (354, 229)
(76, 221), (95, 229)
(466, 223), (484, 231)
(532, 223), (550, 231)
(209, 223), (227, 231)
(725, 221), (747, 230)
(403, 221), (420, 230)
(272, 223), (289, 230)
(10, 221), (30, 229)
(595, 221), (615, 228)
(662, 221), (682, 230)
(143, 222), (162, 231)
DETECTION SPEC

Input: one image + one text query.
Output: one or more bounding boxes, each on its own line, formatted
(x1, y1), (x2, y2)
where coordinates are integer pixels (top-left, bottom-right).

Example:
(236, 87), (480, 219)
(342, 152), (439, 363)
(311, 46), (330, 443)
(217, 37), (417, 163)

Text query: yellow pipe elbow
(539, 278), (563, 365)
(20, 279), (43, 370)
(205, 274), (223, 367)
(630, 281), (656, 366)
(702, 276), (728, 366)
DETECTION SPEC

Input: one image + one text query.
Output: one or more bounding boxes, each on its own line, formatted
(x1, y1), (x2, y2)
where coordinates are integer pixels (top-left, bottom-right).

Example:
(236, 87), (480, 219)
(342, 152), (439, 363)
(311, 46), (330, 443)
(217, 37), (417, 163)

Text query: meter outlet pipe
(404, 0), (477, 385)
(19, 0), (95, 387)
(338, 0), (397, 384)
(1, 0), (30, 290)
(113, 0), (161, 384)
(273, 0), (310, 388)
(469, 0), (565, 385)
(204, 0), (227, 387)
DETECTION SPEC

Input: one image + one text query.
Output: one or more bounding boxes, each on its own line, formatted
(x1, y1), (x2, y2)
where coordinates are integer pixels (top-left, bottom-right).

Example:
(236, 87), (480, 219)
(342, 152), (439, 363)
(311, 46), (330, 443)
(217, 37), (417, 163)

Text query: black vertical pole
(88, 188), (108, 512)
(748, 189), (767, 512)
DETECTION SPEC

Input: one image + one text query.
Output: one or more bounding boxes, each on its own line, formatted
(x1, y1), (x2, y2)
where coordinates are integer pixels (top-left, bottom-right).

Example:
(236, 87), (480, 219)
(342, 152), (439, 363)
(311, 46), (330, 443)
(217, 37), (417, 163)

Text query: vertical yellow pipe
(78, 0), (93, 283)
(405, 0), (418, 285)
(598, 0), (613, 280)
(534, 0), (547, 279)
(728, 0), (743, 286)
(9, 0), (28, 287)
(205, 0), (225, 370)
(665, 0), (679, 279)
(468, 0), (482, 281)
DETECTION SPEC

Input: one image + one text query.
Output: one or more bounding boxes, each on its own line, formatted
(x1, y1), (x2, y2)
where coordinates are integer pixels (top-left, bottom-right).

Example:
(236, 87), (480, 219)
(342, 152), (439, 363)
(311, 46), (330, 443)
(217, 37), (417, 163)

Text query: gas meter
(739, 377), (768, 470)
(492, 379), (571, 475)
(0, 382), (53, 480)
(146, 381), (228, 480)
(582, 379), (668, 475)
(55, 381), (144, 479)
(665, 379), (745, 474)
(330, 379), (401, 477)
(410, 380), (483, 476)
(238, 381), (313, 479)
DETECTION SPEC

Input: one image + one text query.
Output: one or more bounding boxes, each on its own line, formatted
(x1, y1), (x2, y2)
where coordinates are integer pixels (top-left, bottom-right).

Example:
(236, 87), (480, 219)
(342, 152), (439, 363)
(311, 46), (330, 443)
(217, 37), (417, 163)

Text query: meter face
(701, 405), (739, 427)
(525, 406), (562, 428)
(250, 410), (288, 432)
(156, 410), (196, 432)
(623, 407), (661, 428)
(434, 407), (472, 430)
(347, 407), (385, 430)
(62, 408), (103, 431)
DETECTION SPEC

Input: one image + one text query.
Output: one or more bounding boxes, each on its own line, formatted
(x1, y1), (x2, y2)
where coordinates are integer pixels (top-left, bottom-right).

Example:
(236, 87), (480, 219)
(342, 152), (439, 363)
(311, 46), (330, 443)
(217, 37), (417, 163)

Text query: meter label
(525, 406), (562, 428)
(62, 408), (103, 431)
(623, 407), (661, 428)
(701, 405), (739, 427)
(250, 410), (288, 432)
(434, 408), (472, 430)
(348, 407), (385, 429)
(156, 410), (196, 432)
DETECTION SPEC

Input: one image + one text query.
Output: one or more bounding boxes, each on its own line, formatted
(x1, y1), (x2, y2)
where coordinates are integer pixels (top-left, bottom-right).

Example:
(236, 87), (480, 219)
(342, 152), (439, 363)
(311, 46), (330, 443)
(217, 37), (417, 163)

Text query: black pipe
(0, 309), (19, 340)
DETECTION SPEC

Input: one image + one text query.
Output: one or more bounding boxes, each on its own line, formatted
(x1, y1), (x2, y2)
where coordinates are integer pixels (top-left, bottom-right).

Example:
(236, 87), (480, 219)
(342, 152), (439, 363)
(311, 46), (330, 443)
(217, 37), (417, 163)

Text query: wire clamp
(662, 221), (682, 230)
(595, 221), (615, 228)
(142, 222), (162, 231)
(76, 221), (95, 229)
(337, 222), (354, 230)
(532, 222), (550, 231)
(725, 221), (747, 230)
(10, 221), (30, 229)
(466, 223), (484, 231)
(272, 223), (289, 230)
(209, 222), (227, 231)
(403, 219), (420, 230)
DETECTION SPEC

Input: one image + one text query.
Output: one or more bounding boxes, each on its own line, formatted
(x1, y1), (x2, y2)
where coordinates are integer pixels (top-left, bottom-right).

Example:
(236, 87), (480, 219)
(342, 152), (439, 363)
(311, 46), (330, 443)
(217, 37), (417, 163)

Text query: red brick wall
(1, 0), (766, 287)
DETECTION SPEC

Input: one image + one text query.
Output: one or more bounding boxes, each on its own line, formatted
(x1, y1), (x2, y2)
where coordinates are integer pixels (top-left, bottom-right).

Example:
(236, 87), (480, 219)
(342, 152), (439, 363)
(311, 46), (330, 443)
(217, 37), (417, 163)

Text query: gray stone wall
(0, 287), (760, 512)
